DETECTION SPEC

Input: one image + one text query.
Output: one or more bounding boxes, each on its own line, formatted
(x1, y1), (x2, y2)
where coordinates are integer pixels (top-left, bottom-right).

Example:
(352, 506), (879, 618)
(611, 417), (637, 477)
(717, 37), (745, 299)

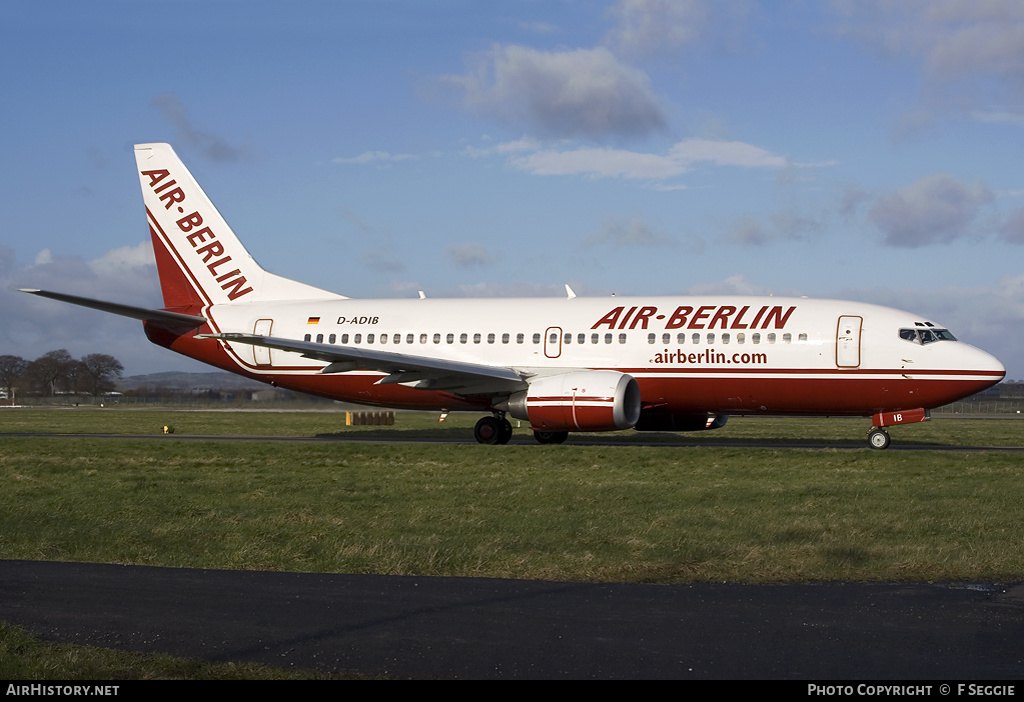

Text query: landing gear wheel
(868, 428), (891, 450)
(474, 416), (501, 444)
(475, 416), (513, 445)
(534, 430), (568, 445)
(499, 418), (513, 444)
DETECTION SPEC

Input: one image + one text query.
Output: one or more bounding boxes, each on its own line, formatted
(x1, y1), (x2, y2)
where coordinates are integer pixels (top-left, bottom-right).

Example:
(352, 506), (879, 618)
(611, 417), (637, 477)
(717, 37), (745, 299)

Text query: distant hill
(117, 371), (270, 392)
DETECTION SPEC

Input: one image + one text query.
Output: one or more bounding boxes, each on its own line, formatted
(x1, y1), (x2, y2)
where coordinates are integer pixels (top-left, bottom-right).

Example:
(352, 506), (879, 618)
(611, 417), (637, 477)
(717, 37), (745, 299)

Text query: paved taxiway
(2, 560), (1023, 679)
(8, 431), (1024, 452)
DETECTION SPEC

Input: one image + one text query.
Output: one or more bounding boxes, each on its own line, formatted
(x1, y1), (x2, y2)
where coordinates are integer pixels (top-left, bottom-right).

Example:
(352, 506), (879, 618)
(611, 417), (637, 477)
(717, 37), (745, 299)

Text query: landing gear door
(836, 316), (862, 368)
(253, 319), (273, 366)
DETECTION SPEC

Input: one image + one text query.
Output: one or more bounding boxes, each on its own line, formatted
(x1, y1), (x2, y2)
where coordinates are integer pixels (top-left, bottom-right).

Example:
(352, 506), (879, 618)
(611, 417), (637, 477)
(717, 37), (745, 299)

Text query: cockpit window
(899, 328), (957, 345)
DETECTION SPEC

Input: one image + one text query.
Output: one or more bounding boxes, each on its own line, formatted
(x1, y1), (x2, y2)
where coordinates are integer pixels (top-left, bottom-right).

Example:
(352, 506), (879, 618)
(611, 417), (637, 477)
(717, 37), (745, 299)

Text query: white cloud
(445, 243), (495, 268)
(604, 0), (753, 57)
(868, 173), (994, 247)
(0, 243), (173, 374)
(832, 0), (1024, 112)
(507, 137), (794, 180)
(585, 216), (674, 248)
(333, 151), (418, 165)
(444, 44), (667, 140)
(605, 0), (713, 55)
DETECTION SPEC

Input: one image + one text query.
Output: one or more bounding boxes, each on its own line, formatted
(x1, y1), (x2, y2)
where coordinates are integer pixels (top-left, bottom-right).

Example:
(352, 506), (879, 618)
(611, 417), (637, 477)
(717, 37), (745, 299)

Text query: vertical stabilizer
(135, 143), (345, 308)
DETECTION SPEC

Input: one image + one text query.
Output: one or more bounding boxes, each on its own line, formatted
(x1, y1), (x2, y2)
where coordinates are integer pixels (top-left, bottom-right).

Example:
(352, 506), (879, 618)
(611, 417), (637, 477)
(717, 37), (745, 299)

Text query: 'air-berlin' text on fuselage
(591, 304), (797, 331)
(141, 169), (254, 301)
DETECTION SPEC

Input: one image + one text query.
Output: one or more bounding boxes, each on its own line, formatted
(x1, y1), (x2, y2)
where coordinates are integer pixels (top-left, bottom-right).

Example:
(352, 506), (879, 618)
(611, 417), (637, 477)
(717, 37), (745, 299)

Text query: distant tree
(81, 353), (124, 396)
(0, 355), (28, 404)
(28, 349), (75, 396)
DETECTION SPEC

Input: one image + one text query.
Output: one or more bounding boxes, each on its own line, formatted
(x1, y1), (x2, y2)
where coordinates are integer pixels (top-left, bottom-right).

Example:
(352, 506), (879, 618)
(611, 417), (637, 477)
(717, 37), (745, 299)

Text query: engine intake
(506, 371), (641, 432)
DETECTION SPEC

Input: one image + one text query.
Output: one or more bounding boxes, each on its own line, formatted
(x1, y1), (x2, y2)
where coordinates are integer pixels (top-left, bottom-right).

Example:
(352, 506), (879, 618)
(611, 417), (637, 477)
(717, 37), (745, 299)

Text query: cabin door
(253, 319), (273, 366)
(836, 316), (862, 368)
(544, 326), (563, 359)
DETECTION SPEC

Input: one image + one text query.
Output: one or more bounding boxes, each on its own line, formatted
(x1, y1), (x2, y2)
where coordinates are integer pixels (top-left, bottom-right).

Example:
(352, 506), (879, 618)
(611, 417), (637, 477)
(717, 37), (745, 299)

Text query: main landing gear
(474, 413), (514, 445)
(533, 430), (568, 444)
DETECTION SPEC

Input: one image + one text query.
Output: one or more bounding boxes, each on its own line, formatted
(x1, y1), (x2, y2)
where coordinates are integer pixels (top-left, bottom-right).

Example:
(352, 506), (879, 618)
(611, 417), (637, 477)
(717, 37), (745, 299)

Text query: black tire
(474, 416), (503, 444)
(534, 430), (568, 445)
(498, 418), (513, 444)
(868, 428), (891, 450)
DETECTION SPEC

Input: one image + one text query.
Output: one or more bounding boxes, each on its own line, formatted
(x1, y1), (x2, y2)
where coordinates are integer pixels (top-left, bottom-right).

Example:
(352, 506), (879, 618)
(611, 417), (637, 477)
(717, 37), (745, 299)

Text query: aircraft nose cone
(967, 345), (1005, 385)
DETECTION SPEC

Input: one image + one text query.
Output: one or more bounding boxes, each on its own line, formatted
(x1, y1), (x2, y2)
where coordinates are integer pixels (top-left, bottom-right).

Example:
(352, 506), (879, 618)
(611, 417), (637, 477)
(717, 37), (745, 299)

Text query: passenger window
(798, 333), (807, 342)
(446, 333), (454, 344)
(678, 334), (686, 344)
(367, 333), (375, 344)
(692, 333), (700, 344)
(736, 333), (745, 344)
(605, 333), (613, 344)
(304, 334), (311, 342)
(433, 333), (441, 344)
(419, 333), (426, 344)
(329, 334), (336, 344)
(380, 334), (387, 344)
(460, 333), (468, 344)
(722, 333), (730, 344)
(752, 333), (760, 344)
(648, 333), (656, 344)
(341, 334), (349, 344)
(533, 333), (541, 344)
(707, 333), (715, 344)
(783, 333), (792, 344)
(473, 333), (481, 344)
(578, 333), (586, 344)
(618, 333), (627, 344)
(767, 333), (776, 344)
(592, 333), (599, 344)
(662, 333), (671, 344)
(517, 333), (525, 344)
(564, 333), (571, 344)
(354, 334), (362, 344)
(502, 333), (510, 344)
(488, 333), (495, 344)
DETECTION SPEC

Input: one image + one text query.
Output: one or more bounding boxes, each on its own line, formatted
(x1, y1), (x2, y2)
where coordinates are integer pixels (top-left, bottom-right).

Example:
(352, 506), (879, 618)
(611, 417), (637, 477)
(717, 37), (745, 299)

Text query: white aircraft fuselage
(24, 144), (1005, 448)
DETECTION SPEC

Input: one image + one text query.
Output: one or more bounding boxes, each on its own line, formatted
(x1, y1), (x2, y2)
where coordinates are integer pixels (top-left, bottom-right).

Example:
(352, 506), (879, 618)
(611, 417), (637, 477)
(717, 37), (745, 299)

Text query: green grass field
(2, 409), (1022, 583)
(1, 409), (1022, 678)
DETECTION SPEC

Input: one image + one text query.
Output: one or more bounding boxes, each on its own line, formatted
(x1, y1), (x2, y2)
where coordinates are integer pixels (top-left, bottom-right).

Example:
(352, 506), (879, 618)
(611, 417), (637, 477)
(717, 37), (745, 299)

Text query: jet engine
(505, 370), (641, 432)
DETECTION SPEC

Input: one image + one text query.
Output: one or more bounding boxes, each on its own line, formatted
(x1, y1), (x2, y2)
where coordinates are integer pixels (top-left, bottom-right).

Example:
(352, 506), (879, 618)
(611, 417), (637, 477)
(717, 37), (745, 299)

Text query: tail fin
(135, 143), (345, 309)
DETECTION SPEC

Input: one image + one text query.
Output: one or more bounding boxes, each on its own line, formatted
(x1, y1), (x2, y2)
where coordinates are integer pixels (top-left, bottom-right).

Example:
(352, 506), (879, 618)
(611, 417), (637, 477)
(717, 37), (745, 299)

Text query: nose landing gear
(868, 408), (929, 449)
(867, 428), (891, 450)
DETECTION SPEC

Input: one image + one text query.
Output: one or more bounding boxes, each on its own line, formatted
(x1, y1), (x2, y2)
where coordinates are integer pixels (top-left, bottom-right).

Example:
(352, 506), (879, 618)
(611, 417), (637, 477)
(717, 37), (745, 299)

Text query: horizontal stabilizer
(20, 289), (207, 327)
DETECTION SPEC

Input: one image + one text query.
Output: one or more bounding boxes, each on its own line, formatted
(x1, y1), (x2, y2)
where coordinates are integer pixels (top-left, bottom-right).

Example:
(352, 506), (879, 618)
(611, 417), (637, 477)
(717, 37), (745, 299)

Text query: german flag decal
(307, 316), (320, 324)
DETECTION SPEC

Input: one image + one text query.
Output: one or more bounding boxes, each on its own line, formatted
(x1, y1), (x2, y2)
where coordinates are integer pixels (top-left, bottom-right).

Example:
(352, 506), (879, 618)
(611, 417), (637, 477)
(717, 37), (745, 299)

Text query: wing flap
(202, 332), (531, 395)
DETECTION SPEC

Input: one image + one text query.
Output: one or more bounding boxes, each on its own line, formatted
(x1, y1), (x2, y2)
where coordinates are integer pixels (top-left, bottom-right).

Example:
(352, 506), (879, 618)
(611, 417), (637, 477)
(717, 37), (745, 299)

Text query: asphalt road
(2, 560), (1023, 679)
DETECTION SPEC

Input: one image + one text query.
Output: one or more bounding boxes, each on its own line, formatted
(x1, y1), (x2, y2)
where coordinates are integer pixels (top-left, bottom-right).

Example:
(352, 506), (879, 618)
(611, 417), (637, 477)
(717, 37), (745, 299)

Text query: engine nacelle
(506, 371), (641, 432)
(635, 412), (728, 432)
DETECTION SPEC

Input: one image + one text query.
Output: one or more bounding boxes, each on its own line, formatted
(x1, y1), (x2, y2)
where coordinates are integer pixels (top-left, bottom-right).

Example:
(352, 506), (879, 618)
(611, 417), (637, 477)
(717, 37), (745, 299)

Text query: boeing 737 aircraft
(23, 143), (1005, 448)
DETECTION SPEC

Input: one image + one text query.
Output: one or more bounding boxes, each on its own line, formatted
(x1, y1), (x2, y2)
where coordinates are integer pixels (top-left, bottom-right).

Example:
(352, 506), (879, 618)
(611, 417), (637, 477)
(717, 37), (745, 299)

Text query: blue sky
(3, 0), (1024, 378)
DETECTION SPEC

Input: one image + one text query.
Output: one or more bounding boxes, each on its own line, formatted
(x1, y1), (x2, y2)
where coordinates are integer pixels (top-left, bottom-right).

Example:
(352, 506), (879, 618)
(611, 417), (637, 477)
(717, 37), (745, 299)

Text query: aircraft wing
(203, 332), (531, 395)
(20, 289), (206, 327)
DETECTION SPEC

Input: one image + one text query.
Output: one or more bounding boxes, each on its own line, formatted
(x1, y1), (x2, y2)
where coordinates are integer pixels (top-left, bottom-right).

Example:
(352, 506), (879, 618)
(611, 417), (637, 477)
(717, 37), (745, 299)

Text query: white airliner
(23, 143), (1005, 448)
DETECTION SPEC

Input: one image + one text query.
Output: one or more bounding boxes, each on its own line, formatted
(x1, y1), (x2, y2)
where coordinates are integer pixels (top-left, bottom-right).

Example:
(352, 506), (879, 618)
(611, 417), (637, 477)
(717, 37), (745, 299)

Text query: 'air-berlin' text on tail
(135, 143), (344, 311)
